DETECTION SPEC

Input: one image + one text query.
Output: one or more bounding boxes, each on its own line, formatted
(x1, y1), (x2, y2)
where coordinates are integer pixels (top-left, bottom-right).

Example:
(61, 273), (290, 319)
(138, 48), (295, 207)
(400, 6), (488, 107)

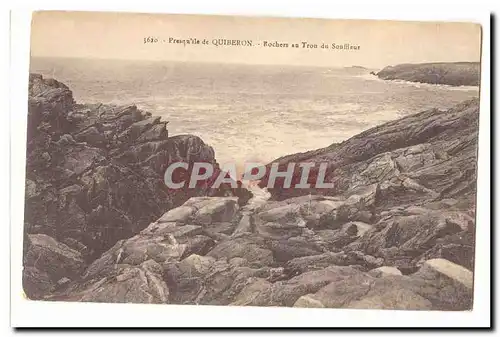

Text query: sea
(30, 57), (479, 173)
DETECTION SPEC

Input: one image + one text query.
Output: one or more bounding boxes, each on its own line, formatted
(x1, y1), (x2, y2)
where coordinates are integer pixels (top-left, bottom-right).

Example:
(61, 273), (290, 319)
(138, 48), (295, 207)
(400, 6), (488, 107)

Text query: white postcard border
(9, 1), (491, 328)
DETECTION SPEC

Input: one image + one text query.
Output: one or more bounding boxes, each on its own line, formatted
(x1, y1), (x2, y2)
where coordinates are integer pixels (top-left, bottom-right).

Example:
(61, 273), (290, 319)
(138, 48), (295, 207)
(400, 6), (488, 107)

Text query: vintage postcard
(22, 10), (482, 313)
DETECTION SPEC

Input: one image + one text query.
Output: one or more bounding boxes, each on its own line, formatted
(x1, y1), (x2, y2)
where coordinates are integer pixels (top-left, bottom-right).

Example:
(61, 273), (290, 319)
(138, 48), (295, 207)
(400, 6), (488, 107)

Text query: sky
(30, 11), (482, 68)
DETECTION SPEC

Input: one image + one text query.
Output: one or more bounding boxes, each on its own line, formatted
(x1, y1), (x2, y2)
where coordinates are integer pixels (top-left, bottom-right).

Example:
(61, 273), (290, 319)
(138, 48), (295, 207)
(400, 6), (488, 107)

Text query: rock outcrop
(43, 196), (473, 310)
(257, 98), (478, 271)
(374, 62), (480, 86)
(23, 74), (250, 298)
(23, 75), (477, 310)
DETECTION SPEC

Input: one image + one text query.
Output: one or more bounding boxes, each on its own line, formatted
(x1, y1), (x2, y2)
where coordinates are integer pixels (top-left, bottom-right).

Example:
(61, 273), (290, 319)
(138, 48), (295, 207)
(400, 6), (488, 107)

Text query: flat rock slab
(420, 258), (473, 289)
(192, 198), (239, 225)
(157, 206), (197, 223)
(368, 266), (403, 278)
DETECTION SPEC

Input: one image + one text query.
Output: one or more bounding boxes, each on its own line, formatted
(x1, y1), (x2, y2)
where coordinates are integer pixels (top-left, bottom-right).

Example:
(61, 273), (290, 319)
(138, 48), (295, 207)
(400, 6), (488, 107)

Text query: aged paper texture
(23, 10), (481, 311)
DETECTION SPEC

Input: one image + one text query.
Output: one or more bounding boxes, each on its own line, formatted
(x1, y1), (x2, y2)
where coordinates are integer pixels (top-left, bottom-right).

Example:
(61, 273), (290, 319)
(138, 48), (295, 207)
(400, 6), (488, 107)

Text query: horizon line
(29, 55), (481, 70)
(30, 55), (378, 70)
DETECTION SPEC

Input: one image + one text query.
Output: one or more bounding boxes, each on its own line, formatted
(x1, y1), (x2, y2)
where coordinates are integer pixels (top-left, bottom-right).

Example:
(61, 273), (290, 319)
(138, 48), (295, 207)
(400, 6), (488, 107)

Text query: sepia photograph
(18, 9), (485, 319)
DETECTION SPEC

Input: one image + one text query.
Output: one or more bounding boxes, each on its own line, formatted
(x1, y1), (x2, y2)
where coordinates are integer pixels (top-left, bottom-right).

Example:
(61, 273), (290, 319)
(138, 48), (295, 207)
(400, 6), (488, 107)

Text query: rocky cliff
(23, 79), (478, 310)
(23, 74), (250, 298)
(373, 62), (480, 86)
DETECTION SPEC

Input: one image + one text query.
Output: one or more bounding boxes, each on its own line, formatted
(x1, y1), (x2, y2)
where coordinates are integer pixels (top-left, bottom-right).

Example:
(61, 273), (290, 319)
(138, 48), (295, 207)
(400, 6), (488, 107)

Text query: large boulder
(207, 234), (274, 267)
(289, 259), (473, 310)
(231, 266), (361, 307)
(23, 234), (85, 299)
(190, 197), (239, 225)
(50, 259), (169, 304)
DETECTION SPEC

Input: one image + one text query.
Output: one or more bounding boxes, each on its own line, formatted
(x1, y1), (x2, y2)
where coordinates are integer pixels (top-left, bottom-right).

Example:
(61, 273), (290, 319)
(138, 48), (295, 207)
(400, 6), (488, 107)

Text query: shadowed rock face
(23, 76), (477, 310)
(23, 74), (251, 298)
(374, 62), (480, 86)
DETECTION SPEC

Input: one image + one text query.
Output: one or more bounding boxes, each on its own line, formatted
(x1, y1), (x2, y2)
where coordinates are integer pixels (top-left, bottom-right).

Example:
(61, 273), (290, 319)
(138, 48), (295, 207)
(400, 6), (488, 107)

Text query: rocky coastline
(23, 74), (251, 296)
(371, 62), (480, 86)
(23, 74), (477, 310)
